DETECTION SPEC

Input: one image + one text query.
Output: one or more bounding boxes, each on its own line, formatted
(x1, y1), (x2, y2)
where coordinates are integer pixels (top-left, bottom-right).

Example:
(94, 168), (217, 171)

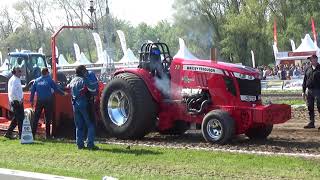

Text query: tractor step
(0, 117), (8, 123)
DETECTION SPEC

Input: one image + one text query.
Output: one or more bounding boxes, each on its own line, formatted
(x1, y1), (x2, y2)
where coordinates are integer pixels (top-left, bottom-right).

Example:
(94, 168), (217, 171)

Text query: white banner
(73, 43), (81, 62)
(55, 46), (59, 59)
(251, 50), (255, 68)
(92, 32), (104, 63)
(0, 51), (2, 65)
(116, 30), (128, 54)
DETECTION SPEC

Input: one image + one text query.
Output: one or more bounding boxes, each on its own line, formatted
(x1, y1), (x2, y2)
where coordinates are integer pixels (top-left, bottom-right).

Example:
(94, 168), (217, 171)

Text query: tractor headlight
(233, 72), (255, 80)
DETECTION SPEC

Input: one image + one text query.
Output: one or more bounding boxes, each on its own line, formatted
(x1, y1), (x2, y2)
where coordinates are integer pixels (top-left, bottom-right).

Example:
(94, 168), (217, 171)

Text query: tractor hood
(173, 58), (260, 79)
(173, 38), (259, 79)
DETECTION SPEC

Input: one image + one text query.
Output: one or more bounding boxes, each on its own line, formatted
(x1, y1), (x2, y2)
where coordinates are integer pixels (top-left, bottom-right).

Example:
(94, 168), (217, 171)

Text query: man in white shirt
(4, 67), (24, 139)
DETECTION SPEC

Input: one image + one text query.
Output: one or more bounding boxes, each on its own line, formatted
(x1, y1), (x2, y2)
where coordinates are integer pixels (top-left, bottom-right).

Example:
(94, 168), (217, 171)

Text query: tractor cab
(138, 42), (172, 78)
(7, 51), (46, 86)
(0, 50), (68, 91)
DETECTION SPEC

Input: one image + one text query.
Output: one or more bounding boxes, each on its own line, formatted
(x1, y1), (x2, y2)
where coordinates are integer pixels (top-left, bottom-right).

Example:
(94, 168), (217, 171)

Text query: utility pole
(104, 0), (116, 78)
(89, 0), (96, 29)
(104, 0), (115, 61)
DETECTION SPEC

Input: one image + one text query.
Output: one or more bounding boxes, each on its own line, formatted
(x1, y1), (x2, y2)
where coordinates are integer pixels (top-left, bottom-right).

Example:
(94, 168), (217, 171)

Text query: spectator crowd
(257, 62), (310, 80)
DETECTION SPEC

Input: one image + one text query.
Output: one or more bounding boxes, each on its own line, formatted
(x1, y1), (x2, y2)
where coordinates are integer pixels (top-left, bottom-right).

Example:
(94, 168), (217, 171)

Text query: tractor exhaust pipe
(188, 99), (211, 115)
(210, 48), (218, 61)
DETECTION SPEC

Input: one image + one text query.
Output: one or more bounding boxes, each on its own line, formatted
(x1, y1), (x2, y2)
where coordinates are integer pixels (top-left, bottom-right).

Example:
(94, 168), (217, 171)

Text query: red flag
(273, 18), (277, 46)
(311, 17), (317, 46)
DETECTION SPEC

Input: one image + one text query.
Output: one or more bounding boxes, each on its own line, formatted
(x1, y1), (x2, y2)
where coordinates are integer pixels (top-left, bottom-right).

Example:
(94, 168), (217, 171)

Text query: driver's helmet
(150, 45), (161, 62)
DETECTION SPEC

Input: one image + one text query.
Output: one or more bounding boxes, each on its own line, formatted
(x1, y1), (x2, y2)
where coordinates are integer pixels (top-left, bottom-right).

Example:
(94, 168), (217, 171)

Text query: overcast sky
(0, 0), (174, 26)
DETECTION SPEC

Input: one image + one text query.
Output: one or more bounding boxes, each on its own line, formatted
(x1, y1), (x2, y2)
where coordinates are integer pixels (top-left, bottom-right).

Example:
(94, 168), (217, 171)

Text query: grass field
(268, 99), (305, 105)
(0, 137), (319, 180)
(262, 90), (301, 94)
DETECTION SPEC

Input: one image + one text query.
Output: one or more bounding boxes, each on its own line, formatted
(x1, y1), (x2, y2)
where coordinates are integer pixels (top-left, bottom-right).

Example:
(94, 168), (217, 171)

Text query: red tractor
(99, 42), (291, 144)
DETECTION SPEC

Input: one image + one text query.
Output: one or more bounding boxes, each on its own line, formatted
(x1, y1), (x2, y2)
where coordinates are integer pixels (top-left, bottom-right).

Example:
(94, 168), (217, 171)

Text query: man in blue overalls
(68, 65), (98, 150)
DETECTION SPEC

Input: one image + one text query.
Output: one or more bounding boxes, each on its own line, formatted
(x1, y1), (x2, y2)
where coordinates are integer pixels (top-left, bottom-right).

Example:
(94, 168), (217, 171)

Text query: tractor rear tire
(201, 110), (235, 144)
(100, 73), (157, 139)
(245, 124), (273, 140)
(159, 120), (190, 135)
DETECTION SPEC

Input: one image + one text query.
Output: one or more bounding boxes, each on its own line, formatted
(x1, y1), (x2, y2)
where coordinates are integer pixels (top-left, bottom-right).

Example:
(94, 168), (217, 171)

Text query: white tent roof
(294, 34), (318, 52)
(173, 38), (198, 60)
(57, 54), (70, 66)
(0, 59), (8, 71)
(118, 48), (139, 64)
(95, 50), (114, 64)
(72, 52), (91, 65)
(274, 34), (320, 65)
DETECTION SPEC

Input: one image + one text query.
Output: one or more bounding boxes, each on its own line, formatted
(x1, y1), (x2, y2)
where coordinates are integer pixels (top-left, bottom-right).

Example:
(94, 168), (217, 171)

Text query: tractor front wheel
(201, 110), (234, 144)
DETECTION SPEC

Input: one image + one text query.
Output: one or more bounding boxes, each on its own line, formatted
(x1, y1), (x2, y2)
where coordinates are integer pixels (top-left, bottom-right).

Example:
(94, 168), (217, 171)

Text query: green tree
(221, 0), (273, 66)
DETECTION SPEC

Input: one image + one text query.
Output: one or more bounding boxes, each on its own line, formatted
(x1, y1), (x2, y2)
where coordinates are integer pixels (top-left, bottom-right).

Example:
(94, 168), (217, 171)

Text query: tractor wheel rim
(107, 90), (130, 126)
(207, 119), (223, 141)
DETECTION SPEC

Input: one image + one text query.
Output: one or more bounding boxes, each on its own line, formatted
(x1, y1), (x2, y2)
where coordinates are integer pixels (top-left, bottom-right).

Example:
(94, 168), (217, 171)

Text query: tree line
(0, 0), (319, 66)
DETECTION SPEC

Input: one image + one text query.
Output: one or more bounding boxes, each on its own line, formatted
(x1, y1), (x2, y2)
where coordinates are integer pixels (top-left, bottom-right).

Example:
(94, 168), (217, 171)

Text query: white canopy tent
(118, 48), (139, 64)
(115, 29), (139, 67)
(57, 54), (70, 66)
(0, 59), (8, 71)
(293, 34), (318, 52)
(274, 34), (320, 65)
(173, 38), (198, 60)
(72, 52), (91, 65)
(95, 50), (114, 64)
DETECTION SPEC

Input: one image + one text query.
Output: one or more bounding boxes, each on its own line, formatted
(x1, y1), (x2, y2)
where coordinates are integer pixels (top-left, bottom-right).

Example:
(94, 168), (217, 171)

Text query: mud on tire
(100, 73), (157, 139)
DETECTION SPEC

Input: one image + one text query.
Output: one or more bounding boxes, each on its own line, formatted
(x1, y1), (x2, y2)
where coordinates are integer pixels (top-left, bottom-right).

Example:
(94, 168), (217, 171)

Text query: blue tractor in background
(0, 50), (67, 92)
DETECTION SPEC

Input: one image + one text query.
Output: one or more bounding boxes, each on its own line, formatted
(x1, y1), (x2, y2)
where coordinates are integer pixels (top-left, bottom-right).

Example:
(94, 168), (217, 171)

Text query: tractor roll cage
(139, 42), (171, 62)
(138, 42), (172, 73)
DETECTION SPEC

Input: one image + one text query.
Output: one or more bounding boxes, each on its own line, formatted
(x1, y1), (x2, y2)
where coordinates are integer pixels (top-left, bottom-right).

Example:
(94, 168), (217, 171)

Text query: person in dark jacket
(30, 67), (66, 139)
(302, 54), (320, 129)
(68, 65), (99, 150)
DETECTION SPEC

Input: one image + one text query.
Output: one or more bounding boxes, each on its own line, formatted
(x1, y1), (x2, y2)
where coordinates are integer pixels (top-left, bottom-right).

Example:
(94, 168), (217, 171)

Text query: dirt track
(2, 107), (319, 155)
(104, 107), (320, 155)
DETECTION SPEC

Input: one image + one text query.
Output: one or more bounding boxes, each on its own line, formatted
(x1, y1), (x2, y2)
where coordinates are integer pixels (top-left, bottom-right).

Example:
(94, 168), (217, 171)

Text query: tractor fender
(114, 68), (162, 102)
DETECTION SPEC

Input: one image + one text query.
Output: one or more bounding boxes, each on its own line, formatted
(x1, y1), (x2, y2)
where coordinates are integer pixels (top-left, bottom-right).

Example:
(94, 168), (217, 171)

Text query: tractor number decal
(183, 65), (224, 75)
(174, 64), (181, 70)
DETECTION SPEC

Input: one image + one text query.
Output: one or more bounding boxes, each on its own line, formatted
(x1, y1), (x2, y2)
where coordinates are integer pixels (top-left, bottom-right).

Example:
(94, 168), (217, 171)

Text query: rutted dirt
(103, 107), (320, 155)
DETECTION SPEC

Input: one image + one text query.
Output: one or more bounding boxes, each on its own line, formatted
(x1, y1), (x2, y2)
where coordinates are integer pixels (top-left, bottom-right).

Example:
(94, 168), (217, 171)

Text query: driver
(149, 45), (164, 78)
(16, 57), (25, 67)
(15, 57), (26, 77)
